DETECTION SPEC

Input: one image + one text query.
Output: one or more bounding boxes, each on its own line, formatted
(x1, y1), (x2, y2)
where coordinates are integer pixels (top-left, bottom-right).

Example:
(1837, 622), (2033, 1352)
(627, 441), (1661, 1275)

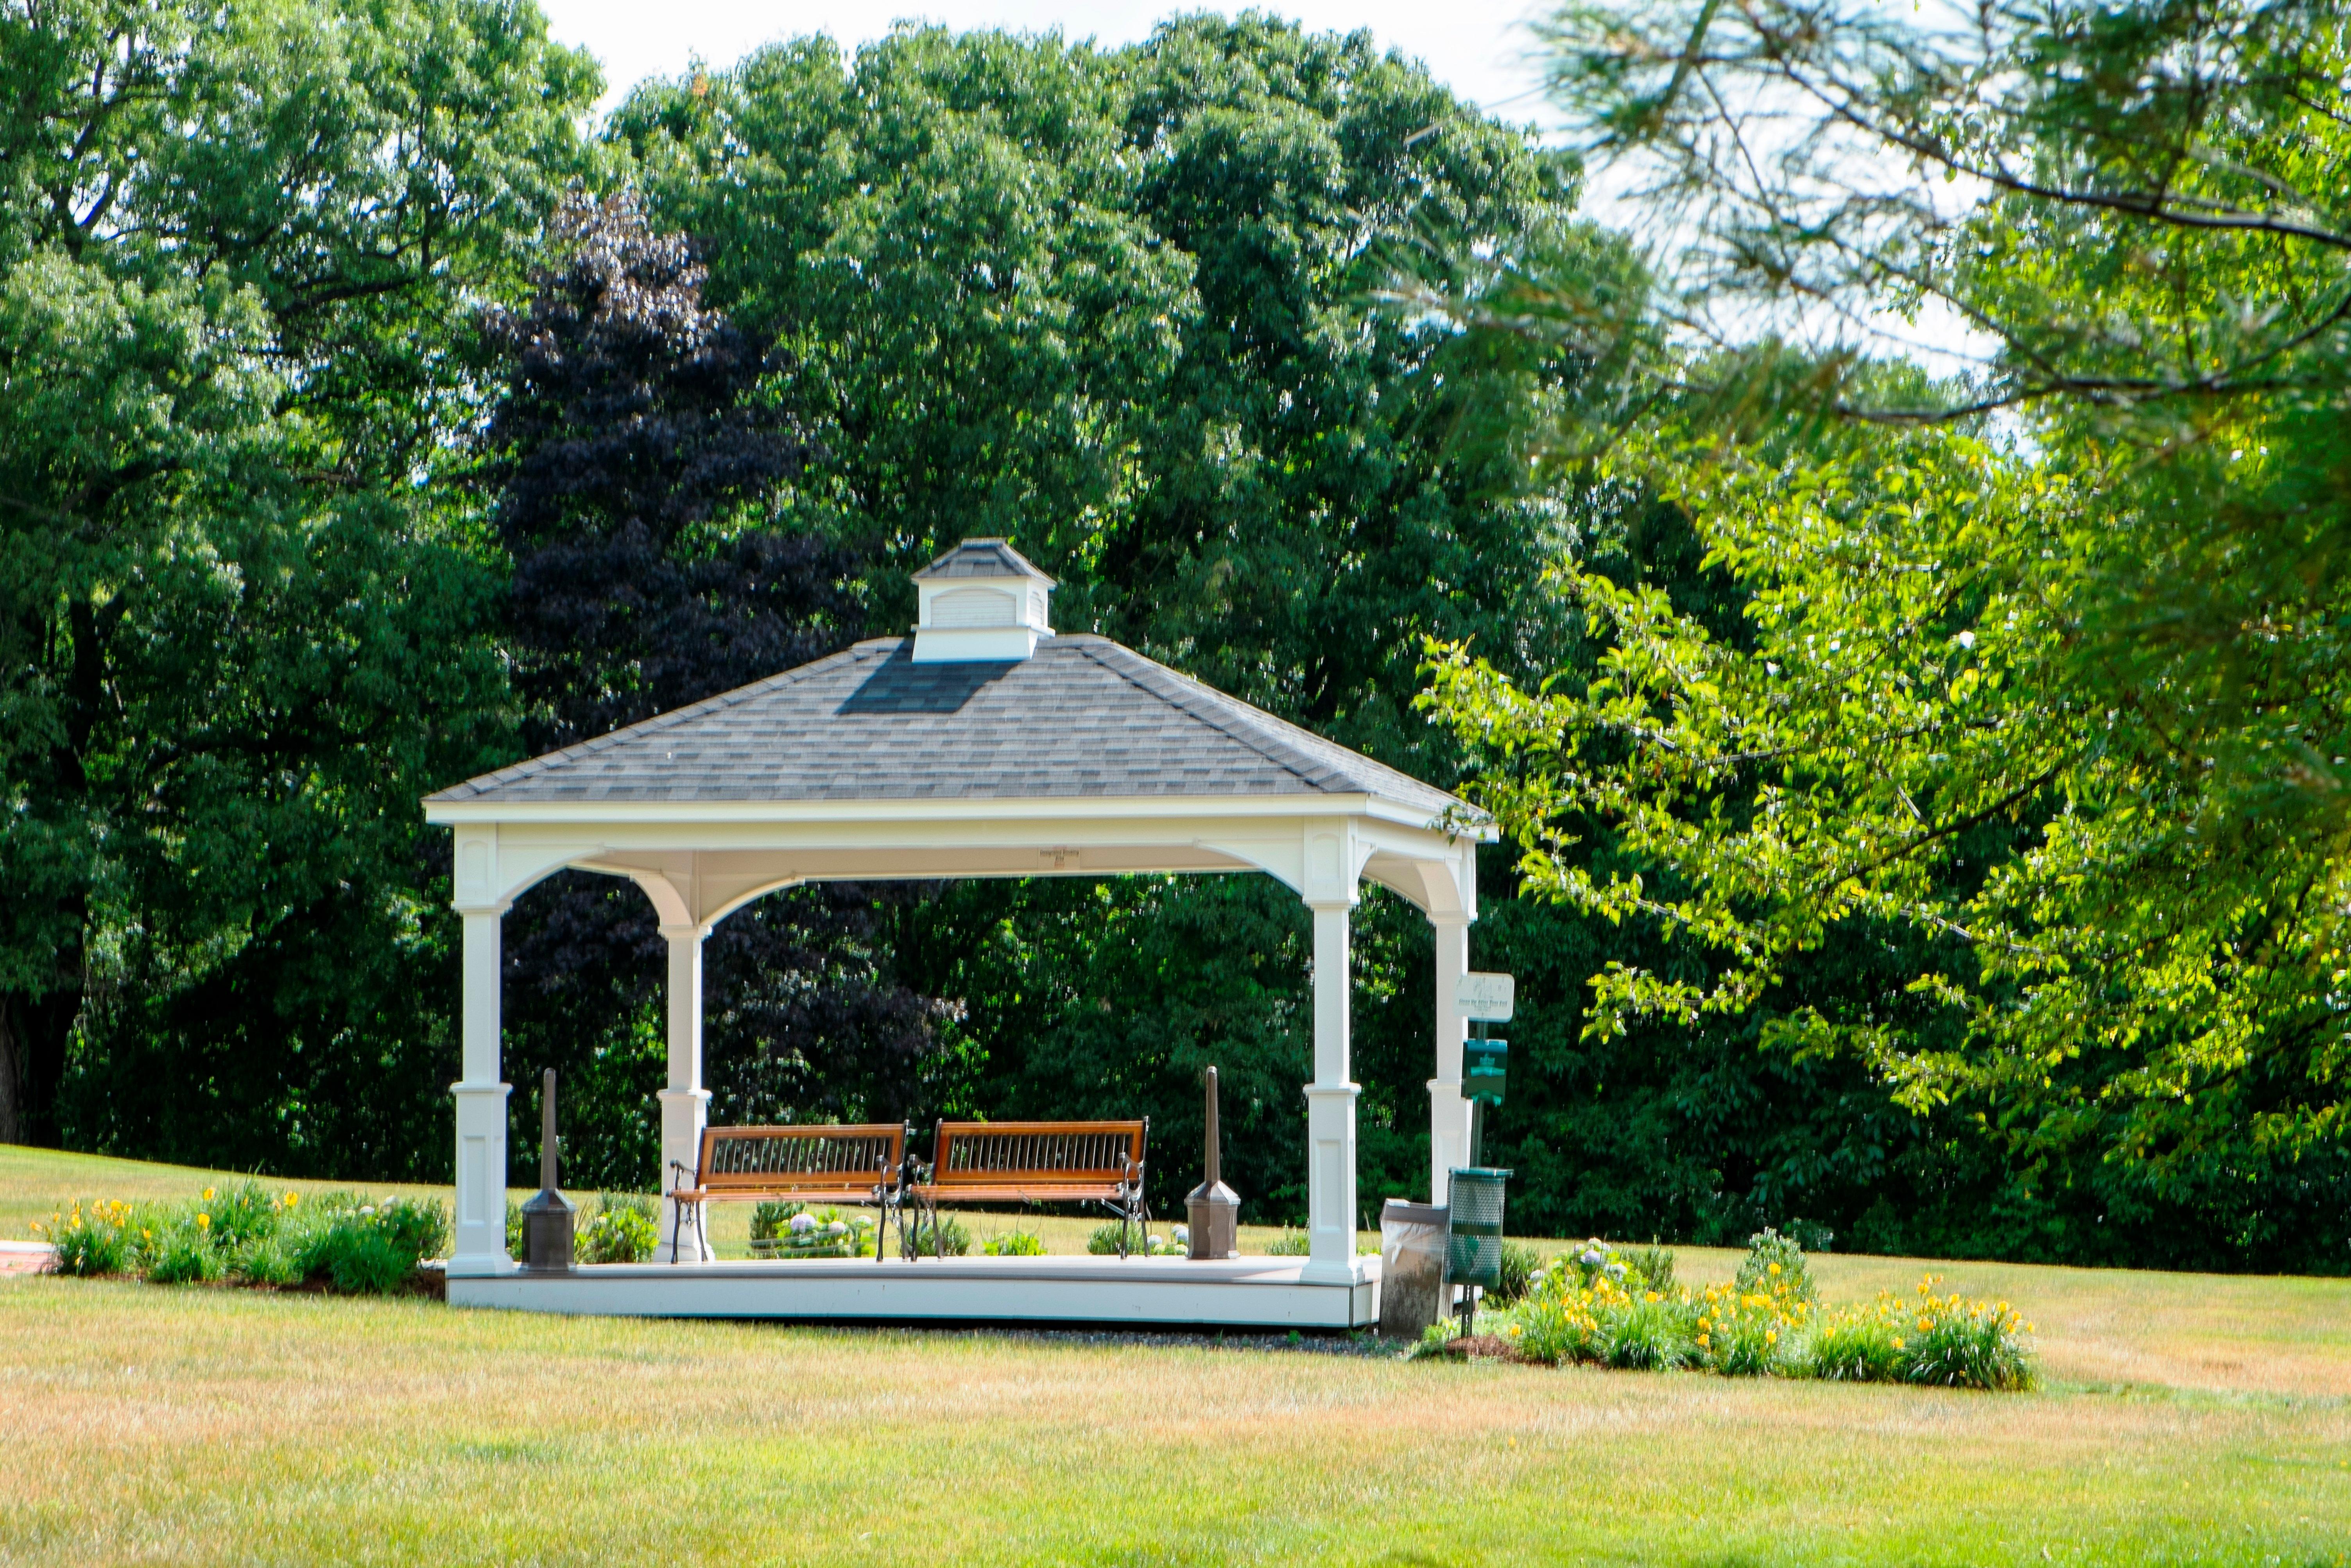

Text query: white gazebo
(423, 540), (1491, 1326)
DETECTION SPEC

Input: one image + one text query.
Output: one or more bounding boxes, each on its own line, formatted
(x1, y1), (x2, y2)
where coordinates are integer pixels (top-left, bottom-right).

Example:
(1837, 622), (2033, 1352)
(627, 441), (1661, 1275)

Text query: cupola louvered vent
(910, 538), (1055, 662)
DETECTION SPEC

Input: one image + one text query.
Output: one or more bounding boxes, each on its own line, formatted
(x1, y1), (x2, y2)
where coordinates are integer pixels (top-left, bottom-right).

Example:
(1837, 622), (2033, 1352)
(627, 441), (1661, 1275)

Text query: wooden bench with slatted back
(907, 1119), (1150, 1256)
(667, 1124), (907, 1264)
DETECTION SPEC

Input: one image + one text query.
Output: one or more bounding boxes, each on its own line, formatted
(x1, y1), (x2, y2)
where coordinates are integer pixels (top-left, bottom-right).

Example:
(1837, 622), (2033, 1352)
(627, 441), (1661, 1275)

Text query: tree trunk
(0, 1000), (20, 1146)
(0, 987), (80, 1147)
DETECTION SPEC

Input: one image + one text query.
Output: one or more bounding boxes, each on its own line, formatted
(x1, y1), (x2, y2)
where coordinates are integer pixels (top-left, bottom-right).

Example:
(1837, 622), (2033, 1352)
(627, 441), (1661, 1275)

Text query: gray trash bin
(1378, 1200), (1448, 1338)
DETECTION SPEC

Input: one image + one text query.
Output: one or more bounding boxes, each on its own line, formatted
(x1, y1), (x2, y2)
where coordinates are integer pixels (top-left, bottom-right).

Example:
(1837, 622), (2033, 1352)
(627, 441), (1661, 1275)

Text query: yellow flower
(204, 1188), (215, 1202)
(285, 1192), (301, 1208)
(1645, 1291), (1660, 1303)
(1697, 1333), (1710, 1350)
(1893, 1338), (1905, 1350)
(1767, 1262), (1781, 1277)
(1766, 1330), (1778, 1344)
(197, 1213), (211, 1230)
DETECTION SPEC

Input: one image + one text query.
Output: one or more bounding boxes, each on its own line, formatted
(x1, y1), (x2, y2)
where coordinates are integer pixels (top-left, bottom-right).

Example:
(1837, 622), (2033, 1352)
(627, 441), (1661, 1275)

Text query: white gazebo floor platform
(447, 1253), (1380, 1330)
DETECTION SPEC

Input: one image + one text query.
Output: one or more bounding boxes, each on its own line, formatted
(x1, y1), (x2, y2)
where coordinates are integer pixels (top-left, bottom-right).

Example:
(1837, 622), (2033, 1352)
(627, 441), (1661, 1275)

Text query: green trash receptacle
(1446, 1167), (1512, 1331)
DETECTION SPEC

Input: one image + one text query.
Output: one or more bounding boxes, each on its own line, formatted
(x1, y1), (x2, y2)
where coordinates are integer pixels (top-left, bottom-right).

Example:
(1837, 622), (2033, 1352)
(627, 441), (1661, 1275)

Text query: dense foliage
(0, 0), (595, 1165)
(5, 0), (2338, 1272)
(1423, 0), (2351, 1266)
(583, 18), (1613, 1215)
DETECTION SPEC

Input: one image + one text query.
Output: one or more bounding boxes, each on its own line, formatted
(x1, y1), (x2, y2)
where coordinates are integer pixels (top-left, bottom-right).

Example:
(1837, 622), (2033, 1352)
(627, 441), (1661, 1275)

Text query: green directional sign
(1463, 1036), (1507, 1107)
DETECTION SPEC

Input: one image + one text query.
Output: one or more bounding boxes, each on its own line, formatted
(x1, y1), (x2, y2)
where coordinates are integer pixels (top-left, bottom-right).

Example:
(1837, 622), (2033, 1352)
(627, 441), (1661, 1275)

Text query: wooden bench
(907, 1119), (1151, 1257)
(667, 1124), (909, 1264)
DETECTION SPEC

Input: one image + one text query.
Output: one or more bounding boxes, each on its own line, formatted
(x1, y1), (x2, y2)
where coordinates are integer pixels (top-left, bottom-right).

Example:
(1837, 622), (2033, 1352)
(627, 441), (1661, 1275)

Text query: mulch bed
(1422, 1333), (1527, 1362)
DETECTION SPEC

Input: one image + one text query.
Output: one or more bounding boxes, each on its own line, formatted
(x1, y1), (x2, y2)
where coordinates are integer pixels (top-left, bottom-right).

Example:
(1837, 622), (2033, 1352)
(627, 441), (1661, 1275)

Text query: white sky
(538, 0), (1565, 125)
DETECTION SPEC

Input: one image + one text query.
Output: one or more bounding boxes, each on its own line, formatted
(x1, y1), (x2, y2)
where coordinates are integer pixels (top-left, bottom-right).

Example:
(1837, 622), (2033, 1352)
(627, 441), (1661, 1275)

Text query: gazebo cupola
(911, 537), (1055, 662)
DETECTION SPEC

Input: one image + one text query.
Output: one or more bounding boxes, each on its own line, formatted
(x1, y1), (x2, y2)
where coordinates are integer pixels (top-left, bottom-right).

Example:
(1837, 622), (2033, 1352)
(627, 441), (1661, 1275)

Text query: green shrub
(1810, 1308), (1909, 1383)
(205, 1183), (282, 1249)
(1692, 1277), (1806, 1376)
(234, 1235), (303, 1287)
(749, 1201), (802, 1247)
(370, 1196), (450, 1260)
(506, 1197), (523, 1257)
(1901, 1277), (2035, 1391)
(33, 1200), (134, 1277)
(1602, 1293), (1689, 1370)
(1260, 1229), (1309, 1256)
(909, 1214), (971, 1257)
(146, 1219), (226, 1285)
(1490, 1240), (1542, 1303)
(1787, 1219), (1835, 1255)
(982, 1229), (1046, 1257)
(1618, 1243), (1676, 1294)
(1088, 1220), (1141, 1255)
(287, 1197), (442, 1293)
(575, 1193), (661, 1264)
(307, 1224), (411, 1293)
(1513, 1258), (1694, 1368)
(1558, 1237), (1667, 1292)
(1737, 1228), (1817, 1303)
(1809, 1276), (2034, 1389)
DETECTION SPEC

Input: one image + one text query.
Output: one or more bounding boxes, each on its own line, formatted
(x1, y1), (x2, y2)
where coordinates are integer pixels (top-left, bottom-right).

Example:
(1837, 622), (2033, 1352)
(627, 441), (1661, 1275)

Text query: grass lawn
(2, 1147), (2347, 1565)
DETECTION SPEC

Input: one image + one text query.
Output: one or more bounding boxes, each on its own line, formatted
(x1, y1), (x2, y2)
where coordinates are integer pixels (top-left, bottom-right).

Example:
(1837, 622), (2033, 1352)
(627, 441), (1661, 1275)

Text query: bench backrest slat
(929, 1120), (1145, 1188)
(697, 1124), (904, 1194)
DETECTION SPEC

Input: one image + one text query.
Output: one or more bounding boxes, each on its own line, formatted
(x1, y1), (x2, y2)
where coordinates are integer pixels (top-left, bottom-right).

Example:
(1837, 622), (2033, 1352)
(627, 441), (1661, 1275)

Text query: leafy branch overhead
(1422, 0), (2351, 1190)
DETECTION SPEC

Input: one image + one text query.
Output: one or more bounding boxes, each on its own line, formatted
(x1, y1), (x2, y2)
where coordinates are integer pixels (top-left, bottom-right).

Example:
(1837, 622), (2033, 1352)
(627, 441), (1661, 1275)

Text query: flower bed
(32, 1185), (449, 1296)
(1425, 1233), (2035, 1391)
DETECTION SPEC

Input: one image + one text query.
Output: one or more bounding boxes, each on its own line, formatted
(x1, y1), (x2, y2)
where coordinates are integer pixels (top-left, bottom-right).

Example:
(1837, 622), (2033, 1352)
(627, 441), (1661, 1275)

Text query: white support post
(1427, 912), (1471, 1208)
(449, 906), (514, 1276)
(658, 925), (713, 1262)
(1303, 897), (1361, 1286)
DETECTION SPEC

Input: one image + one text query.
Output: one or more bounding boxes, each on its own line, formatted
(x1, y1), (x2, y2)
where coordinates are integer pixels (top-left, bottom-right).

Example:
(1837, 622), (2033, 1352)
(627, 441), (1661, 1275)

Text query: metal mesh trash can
(1445, 1167), (1512, 1290)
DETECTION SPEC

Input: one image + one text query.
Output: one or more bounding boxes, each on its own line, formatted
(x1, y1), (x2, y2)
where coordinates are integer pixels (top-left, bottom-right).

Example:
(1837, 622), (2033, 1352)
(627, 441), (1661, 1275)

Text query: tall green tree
(0, 0), (596, 1164)
(606, 19), (1627, 1217)
(1424, 0), (2351, 1266)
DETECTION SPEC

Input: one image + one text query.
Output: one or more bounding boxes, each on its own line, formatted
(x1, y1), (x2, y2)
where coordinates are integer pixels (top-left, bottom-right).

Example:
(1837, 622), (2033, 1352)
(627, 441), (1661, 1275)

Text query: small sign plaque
(1463, 1037), (1507, 1107)
(1453, 971), (1516, 1021)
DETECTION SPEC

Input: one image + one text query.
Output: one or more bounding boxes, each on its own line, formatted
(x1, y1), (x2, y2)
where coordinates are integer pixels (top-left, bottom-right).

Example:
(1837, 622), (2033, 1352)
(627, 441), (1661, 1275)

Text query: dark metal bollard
(520, 1067), (575, 1271)
(1186, 1066), (1240, 1260)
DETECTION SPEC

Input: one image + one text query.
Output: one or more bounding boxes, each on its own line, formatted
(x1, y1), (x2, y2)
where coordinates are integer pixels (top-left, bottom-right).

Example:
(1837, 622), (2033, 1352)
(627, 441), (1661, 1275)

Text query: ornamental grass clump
(31, 1199), (133, 1277)
(1689, 1277), (1810, 1376)
(1811, 1275), (2036, 1391)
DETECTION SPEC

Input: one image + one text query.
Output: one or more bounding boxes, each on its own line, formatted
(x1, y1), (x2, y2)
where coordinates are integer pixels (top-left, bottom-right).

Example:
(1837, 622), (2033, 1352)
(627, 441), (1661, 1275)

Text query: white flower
(1604, 1262), (1626, 1280)
(1173, 1226), (1190, 1242)
(788, 1213), (816, 1234)
(1956, 630), (1976, 649)
(823, 1222), (847, 1236)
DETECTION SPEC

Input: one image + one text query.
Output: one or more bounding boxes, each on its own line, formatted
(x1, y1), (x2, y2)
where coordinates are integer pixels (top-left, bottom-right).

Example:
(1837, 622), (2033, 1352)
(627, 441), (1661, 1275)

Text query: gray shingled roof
(426, 635), (1469, 816)
(911, 538), (1054, 583)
